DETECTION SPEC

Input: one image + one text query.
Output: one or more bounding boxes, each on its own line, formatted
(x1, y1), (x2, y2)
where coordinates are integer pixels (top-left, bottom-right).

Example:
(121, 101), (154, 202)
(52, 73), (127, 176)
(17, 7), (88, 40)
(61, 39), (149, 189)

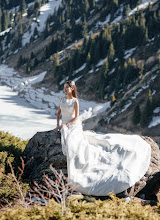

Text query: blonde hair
(65, 81), (78, 98)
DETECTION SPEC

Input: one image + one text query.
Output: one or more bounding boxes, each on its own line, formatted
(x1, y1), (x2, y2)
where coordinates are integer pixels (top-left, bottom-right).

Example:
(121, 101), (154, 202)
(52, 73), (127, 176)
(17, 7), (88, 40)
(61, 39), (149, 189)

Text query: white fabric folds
(60, 97), (151, 196)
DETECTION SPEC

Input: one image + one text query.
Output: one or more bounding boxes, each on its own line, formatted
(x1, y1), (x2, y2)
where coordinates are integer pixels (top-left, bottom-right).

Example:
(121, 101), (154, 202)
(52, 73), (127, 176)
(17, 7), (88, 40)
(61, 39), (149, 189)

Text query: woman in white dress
(54, 80), (151, 196)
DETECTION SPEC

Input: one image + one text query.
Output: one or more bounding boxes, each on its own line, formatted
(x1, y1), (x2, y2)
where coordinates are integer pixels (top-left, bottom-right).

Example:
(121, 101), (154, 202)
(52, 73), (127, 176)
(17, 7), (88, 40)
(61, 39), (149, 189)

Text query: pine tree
(17, 55), (23, 67)
(55, 53), (59, 66)
(34, 27), (38, 36)
(111, 94), (116, 106)
(82, 37), (88, 52)
(85, 52), (91, 74)
(26, 65), (31, 74)
(132, 104), (141, 125)
(34, 58), (39, 67)
(108, 42), (115, 60)
(139, 64), (144, 80)
(140, 12), (146, 30)
(145, 27), (148, 42)
(31, 52), (35, 59)
(89, 39), (95, 64)
(20, 0), (26, 14)
(101, 59), (109, 78)
(84, 0), (89, 13)
(140, 95), (153, 128)
(90, 0), (95, 9)
(95, 39), (101, 63)
(20, 23), (23, 35)
(82, 17), (88, 38)
(36, 10), (39, 22)
(123, 4), (130, 17)
(2, 10), (9, 31)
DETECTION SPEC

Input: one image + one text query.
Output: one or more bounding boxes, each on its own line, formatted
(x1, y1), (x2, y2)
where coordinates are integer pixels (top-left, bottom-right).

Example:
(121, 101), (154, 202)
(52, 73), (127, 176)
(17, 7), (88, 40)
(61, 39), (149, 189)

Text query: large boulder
(23, 130), (67, 181)
(23, 131), (160, 200)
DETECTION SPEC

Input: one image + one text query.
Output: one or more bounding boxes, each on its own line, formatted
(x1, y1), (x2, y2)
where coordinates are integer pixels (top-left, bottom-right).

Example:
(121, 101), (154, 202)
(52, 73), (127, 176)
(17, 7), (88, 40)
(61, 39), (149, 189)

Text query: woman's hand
(54, 126), (61, 132)
(59, 124), (67, 130)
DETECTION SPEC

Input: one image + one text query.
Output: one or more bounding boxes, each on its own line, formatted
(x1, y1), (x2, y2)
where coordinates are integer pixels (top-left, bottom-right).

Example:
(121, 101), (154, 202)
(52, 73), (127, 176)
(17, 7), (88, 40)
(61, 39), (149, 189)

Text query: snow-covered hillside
(22, 0), (62, 46)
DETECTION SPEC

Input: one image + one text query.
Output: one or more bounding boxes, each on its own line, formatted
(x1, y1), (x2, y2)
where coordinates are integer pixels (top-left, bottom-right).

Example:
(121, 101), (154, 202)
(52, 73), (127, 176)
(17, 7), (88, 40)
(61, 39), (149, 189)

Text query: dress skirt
(61, 119), (151, 196)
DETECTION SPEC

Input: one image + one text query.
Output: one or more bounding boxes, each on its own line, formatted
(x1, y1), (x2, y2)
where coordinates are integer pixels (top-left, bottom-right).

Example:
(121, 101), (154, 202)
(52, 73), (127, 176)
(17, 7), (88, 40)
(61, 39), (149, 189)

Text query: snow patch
(96, 57), (108, 67)
(153, 107), (160, 114)
(124, 47), (137, 59)
(0, 27), (12, 36)
(22, 0), (62, 46)
(73, 63), (86, 75)
(149, 116), (160, 128)
(129, 0), (158, 16)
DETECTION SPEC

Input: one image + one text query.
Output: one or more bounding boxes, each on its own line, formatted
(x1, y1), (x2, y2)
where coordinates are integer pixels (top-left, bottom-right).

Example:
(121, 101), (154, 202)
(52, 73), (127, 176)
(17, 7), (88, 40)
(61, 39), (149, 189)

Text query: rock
(23, 130), (67, 181)
(117, 136), (160, 201)
(23, 131), (160, 200)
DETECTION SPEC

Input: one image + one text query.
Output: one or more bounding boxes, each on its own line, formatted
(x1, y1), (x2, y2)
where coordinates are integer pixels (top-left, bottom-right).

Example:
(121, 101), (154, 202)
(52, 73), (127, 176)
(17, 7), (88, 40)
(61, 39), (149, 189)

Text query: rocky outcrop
(23, 131), (160, 200)
(23, 130), (67, 181)
(117, 136), (160, 201)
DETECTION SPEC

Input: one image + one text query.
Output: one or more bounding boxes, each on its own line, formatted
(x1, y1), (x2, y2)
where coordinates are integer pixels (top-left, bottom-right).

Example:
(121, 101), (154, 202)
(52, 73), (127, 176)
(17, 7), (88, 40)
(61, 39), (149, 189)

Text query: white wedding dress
(60, 97), (151, 196)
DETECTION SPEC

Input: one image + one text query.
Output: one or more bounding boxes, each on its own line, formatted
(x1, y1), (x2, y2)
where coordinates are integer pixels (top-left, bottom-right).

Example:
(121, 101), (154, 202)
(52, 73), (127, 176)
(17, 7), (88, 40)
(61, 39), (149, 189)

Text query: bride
(54, 80), (151, 196)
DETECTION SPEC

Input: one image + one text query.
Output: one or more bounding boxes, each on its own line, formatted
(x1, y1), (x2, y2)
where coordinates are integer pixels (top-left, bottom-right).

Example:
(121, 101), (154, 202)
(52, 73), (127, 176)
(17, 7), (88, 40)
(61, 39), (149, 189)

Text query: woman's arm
(66, 99), (79, 127)
(54, 99), (62, 131)
(57, 104), (61, 127)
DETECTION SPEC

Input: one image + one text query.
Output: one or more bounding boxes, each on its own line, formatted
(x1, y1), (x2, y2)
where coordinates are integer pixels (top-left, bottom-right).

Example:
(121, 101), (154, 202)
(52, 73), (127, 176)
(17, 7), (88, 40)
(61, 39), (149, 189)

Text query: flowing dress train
(60, 97), (151, 196)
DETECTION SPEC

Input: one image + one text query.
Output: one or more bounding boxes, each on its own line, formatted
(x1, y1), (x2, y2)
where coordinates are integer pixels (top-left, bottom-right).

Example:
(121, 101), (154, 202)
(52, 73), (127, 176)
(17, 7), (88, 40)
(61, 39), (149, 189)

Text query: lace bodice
(60, 97), (77, 124)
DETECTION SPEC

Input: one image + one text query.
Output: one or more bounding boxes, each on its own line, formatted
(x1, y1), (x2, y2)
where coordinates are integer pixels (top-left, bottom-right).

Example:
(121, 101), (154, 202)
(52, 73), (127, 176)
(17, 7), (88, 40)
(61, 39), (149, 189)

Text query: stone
(23, 131), (160, 200)
(23, 130), (67, 181)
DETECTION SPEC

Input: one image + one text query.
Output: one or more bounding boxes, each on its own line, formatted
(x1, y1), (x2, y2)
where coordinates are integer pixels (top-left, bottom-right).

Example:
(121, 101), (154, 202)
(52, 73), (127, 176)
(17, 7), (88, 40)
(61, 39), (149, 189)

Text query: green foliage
(20, 0), (26, 13)
(132, 104), (141, 125)
(0, 195), (159, 219)
(0, 131), (27, 174)
(140, 98), (153, 128)
(0, 131), (28, 203)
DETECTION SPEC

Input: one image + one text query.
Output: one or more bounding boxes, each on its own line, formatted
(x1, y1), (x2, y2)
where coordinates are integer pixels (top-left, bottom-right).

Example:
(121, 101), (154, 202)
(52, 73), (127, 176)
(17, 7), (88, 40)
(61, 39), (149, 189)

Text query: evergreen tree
(132, 104), (141, 125)
(140, 95), (153, 128)
(89, 39), (95, 64)
(26, 65), (31, 74)
(2, 10), (9, 31)
(20, 0), (26, 14)
(85, 52), (91, 74)
(34, 58), (39, 67)
(17, 55), (23, 67)
(145, 27), (148, 41)
(31, 52), (35, 59)
(65, 19), (71, 35)
(139, 64), (144, 80)
(123, 4), (130, 17)
(108, 42), (115, 60)
(90, 0), (95, 9)
(101, 59), (109, 78)
(95, 39), (101, 63)
(34, 27), (38, 36)
(82, 17), (88, 38)
(55, 53), (59, 66)
(20, 23), (23, 35)
(82, 37), (88, 52)
(111, 94), (116, 106)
